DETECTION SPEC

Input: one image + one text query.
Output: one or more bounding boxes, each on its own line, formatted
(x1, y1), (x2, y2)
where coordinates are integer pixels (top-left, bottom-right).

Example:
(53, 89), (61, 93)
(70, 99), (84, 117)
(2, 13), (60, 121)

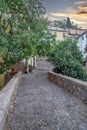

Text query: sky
(44, 0), (87, 29)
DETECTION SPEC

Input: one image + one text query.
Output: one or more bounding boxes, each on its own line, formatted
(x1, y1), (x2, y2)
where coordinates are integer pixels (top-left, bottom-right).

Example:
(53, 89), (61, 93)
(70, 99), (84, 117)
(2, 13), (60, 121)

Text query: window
(86, 33), (87, 38)
(82, 36), (84, 40)
(84, 44), (87, 53)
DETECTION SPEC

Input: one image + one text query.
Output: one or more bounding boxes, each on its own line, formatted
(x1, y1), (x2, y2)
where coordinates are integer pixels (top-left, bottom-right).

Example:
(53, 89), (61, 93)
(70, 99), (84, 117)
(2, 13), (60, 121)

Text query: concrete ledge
(48, 71), (87, 104)
(0, 71), (22, 130)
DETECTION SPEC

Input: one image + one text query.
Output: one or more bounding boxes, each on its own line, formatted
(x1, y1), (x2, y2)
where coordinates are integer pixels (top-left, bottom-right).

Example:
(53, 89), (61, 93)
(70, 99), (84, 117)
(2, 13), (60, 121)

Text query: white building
(78, 31), (87, 65)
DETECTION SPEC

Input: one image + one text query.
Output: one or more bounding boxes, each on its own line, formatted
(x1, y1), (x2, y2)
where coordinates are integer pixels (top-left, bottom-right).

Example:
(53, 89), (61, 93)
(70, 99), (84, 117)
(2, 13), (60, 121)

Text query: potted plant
(24, 66), (28, 73)
(11, 65), (17, 75)
(29, 64), (32, 72)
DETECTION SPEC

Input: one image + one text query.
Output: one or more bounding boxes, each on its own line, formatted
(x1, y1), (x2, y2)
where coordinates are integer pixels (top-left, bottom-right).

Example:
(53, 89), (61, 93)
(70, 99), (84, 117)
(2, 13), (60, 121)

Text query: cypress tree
(66, 17), (72, 28)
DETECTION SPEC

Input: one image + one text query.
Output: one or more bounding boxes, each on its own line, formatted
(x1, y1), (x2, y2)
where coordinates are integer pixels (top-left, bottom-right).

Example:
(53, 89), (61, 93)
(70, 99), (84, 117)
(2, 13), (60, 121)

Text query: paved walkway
(36, 57), (54, 70)
(5, 70), (87, 130)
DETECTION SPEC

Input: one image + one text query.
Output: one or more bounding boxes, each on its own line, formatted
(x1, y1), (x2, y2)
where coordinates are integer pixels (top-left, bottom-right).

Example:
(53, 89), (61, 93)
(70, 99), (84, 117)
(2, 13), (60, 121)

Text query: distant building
(49, 27), (85, 42)
(78, 30), (87, 66)
(49, 27), (67, 41)
(66, 28), (85, 38)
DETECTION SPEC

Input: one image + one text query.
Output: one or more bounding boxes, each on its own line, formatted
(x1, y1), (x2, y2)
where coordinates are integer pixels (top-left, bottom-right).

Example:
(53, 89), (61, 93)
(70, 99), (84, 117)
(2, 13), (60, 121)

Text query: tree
(66, 17), (72, 28)
(49, 18), (80, 29)
(59, 38), (83, 63)
(48, 38), (87, 81)
(53, 20), (65, 28)
(0, 0), (47, 74)
(0, 0), (26, 73)
(37, 31), (56, 57)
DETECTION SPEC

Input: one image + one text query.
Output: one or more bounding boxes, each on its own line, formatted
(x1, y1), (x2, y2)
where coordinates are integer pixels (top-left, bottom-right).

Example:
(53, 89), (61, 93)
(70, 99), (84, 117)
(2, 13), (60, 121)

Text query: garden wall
(48, 71), (87, 104)
(0, 71), (22, 130)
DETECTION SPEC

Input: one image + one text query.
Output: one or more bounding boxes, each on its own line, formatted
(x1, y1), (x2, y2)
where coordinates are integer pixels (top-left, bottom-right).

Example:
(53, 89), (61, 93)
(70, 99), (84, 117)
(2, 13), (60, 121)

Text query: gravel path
(5, 70), (87, 130)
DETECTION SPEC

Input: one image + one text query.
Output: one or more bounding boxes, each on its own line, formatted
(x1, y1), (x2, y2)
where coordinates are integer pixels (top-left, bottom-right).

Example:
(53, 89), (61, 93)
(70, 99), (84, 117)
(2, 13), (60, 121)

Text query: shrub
(48, 38), (87, 81)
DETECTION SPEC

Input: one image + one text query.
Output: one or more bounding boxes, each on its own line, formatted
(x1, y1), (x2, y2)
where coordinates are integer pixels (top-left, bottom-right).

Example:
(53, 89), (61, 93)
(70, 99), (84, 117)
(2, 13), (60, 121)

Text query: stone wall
(0, 71), (22, 130)
(48, 71), (87, 104)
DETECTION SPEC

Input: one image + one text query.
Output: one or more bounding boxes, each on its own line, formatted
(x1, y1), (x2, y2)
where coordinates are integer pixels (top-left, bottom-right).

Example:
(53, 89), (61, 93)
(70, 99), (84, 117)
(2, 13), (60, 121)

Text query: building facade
(49, 27), (67, 41)
(49, 27), (85, 42)
(78, 31), (87, 66)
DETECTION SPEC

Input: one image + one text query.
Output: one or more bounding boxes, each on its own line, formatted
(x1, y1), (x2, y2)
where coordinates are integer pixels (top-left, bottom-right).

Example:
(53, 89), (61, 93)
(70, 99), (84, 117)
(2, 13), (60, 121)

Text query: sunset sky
(44, 0), (87, 29)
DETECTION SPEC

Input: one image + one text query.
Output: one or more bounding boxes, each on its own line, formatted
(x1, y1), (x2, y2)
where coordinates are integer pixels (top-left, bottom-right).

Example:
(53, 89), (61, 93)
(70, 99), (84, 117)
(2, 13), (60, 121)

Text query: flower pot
(29, 65), (32, 72)
(24, 66), (28, 74)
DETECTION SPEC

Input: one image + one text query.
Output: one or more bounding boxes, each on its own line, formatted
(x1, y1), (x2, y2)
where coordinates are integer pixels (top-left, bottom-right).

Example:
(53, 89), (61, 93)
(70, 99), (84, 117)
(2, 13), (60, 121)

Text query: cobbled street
(5, 70), (87, 130)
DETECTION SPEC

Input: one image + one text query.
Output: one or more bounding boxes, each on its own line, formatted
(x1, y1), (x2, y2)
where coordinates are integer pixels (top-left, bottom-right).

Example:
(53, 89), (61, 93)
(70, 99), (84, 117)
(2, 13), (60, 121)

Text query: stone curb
(0, 71), (22, 130)
(48, 71), (87, 104)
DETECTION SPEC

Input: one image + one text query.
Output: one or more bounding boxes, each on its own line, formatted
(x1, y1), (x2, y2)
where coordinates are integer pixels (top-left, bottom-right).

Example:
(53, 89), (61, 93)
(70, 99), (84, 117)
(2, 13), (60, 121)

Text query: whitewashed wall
(78, 32), (87, 59)
(22, 56), (37, 67)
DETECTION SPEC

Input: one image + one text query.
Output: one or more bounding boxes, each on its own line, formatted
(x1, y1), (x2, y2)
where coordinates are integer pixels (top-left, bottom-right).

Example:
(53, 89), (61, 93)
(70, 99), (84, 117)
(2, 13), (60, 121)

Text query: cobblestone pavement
(5, 70), (87, 130)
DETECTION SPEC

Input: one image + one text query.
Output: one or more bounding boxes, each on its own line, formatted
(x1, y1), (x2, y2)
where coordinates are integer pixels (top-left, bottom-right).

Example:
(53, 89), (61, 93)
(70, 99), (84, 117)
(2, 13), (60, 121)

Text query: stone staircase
(36, 57), (54, 70)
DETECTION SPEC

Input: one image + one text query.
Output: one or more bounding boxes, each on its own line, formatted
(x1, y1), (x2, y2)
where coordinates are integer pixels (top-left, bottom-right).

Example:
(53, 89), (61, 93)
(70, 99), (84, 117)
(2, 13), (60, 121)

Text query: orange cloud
(50, 10), (87, 28)
(51, 13), (68, 17)
(49, 1), (87, 28)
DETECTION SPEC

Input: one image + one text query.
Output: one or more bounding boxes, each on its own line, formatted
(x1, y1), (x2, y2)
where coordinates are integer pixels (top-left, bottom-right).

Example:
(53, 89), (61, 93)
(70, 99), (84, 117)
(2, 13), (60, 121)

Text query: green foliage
(48, 38), (87, 81)
(52, 18), (80, 29)
(37, 31), (56, 57)
(0, 34), (23, 73)
(53, 20), (65, 28)
(0, 0), (47, 74)
(58, 38), (83, 63)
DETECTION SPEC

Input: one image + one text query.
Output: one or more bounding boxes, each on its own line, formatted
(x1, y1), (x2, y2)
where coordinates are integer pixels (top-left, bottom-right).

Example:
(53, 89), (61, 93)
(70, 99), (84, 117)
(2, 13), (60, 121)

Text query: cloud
(45, 14), (58, 21)
(50, 11), (87, 21)
(67, 5), (87, 16)
(75, 1), (87, 5)
(64, 0), (68, 1)
(77, 11), (87, 14)
(78, 5), (87, 12)
(51, 13), (68, 17)
(48, 1), (87, 28)
(50, 8), (87, 28)
(68, 5), (87, 14)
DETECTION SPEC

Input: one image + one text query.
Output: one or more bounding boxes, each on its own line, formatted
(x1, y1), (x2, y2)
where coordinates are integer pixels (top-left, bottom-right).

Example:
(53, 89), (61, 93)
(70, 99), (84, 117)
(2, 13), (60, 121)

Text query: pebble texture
(5, 70), (87, 130)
